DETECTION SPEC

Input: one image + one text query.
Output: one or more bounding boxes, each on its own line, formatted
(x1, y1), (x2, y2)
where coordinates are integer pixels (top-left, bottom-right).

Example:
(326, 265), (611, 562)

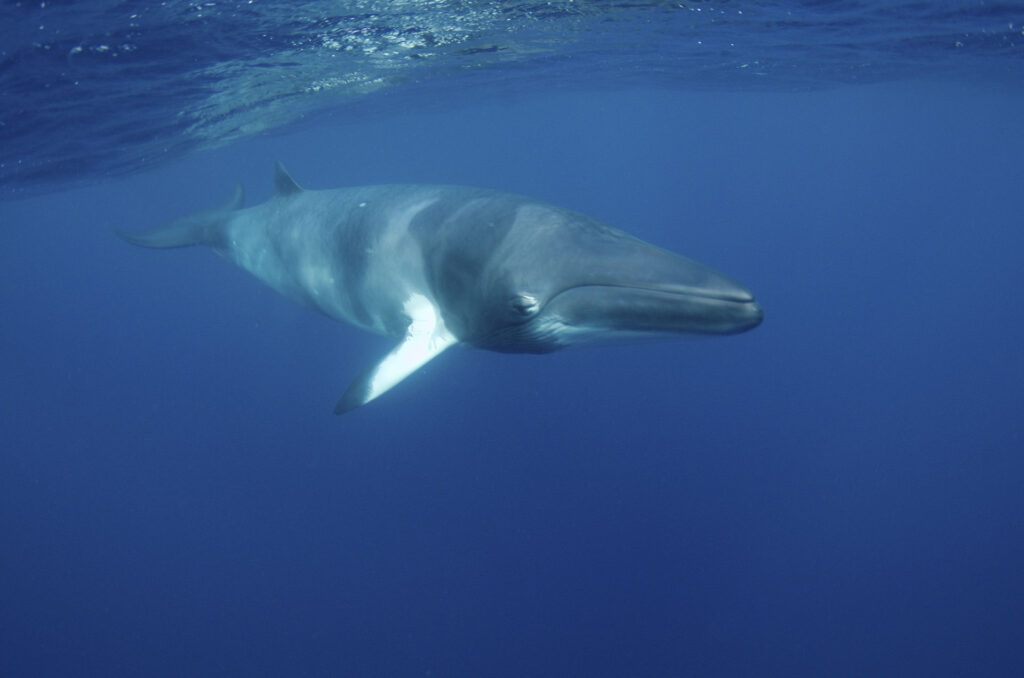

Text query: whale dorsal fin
(335, 294), (457, 413)
(274, 162), (304, 197)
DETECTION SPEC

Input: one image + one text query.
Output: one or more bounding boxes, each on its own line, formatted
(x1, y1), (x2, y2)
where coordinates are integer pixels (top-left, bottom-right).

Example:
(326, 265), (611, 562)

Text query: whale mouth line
(548, 282), (756, 306)
(537, 282), (764, 337)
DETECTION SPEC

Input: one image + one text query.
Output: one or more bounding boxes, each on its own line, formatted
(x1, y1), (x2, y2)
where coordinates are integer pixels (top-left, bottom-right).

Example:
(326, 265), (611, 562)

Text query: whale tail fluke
(115, 183), (244, 249)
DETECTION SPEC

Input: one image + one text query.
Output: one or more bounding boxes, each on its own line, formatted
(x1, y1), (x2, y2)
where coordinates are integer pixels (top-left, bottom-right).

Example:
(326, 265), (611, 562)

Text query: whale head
(424, 199), (763, 353)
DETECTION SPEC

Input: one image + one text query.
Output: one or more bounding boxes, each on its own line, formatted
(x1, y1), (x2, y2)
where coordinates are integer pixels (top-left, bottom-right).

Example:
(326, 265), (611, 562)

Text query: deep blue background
(2, 84), (1023, 676)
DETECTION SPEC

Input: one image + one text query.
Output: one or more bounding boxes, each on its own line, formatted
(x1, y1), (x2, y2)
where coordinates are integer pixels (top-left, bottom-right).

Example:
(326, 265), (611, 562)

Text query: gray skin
(118, 164), (762, 413)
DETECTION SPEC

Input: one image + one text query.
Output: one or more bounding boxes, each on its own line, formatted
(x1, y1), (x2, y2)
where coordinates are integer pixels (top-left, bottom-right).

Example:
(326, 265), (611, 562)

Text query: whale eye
(510, 293), (540, 316)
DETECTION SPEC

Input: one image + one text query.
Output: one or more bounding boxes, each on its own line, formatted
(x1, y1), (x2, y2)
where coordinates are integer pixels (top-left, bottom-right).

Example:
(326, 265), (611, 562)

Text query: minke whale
(118, 164), (762, 413)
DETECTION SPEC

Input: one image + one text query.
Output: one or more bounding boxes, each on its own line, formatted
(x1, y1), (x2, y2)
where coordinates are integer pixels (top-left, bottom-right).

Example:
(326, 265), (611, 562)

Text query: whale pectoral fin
(334, 330), (457, 414)
(334, 295), (457, 414)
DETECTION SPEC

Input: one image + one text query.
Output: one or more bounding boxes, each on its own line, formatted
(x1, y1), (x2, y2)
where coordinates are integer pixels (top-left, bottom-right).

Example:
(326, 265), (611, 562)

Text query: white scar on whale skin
(118, 163), (762, 413)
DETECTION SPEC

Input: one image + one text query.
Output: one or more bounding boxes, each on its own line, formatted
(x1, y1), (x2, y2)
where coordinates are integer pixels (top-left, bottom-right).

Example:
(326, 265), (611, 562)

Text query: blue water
(3, 2), (1024, 677)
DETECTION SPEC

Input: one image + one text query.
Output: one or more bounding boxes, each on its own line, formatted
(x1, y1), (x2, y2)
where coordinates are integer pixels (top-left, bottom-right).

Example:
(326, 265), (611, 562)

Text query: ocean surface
(2, 1), (1024, 676)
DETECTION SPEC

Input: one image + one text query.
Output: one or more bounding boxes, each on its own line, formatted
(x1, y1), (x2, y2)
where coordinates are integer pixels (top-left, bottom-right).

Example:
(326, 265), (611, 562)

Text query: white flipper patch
(335, 294), (457, 413)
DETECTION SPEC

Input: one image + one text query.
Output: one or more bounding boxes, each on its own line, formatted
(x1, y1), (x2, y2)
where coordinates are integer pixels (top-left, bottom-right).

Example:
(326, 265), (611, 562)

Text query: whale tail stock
(115, 183), (244, 249)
